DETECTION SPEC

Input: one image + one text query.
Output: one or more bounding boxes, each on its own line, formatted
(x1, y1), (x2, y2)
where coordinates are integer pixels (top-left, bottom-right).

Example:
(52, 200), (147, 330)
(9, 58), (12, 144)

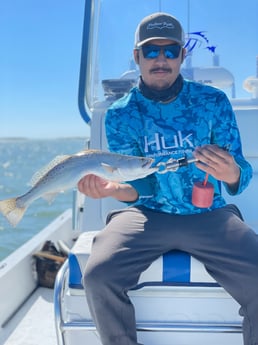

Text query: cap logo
(147, 21), (175, 30)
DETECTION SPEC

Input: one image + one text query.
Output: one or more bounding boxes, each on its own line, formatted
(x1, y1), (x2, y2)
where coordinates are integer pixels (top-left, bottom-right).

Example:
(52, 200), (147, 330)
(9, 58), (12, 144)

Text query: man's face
(134, 39), (185, 90)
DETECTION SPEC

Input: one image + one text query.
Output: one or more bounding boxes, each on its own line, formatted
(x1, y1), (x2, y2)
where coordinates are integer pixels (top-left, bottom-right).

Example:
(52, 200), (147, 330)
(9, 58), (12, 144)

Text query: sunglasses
(141, 44), (181, 60)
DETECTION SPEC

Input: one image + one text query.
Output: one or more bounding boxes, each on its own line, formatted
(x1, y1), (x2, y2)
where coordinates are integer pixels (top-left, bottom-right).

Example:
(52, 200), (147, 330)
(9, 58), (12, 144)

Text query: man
(78, 12), (258, 345)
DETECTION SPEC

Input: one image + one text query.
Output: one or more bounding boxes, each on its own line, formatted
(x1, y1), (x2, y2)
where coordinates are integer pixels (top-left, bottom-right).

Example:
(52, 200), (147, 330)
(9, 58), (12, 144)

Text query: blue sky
(1, 0), (88, 138)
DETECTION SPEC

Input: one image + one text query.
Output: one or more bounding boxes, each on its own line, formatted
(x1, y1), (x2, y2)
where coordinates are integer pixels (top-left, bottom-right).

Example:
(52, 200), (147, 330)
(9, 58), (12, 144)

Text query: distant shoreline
(0, 137), (88, 141)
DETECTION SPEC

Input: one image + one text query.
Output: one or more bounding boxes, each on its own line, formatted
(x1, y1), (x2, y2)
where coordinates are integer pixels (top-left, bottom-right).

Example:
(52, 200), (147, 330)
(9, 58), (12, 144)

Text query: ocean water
(0, 138), (87, 261)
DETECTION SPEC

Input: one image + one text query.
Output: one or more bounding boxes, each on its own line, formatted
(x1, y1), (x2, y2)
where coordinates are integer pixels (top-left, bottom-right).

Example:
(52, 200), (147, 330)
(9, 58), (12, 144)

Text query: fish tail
(0, 198), (26, 227)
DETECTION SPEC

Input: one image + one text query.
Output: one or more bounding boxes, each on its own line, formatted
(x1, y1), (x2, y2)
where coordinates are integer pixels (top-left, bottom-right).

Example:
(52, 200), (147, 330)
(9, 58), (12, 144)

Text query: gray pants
(83, 205), (258, 345)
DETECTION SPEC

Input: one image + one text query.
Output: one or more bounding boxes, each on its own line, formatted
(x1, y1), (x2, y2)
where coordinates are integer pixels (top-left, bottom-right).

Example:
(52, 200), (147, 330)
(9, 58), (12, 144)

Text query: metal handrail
(59, 319), (242, 334)
(54, 260), (69, 345)
(77, 0), (94, 124)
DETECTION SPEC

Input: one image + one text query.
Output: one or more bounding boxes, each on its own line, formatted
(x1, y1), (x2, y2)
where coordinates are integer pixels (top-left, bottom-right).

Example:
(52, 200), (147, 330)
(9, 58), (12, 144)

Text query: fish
(0, 149), (156, 227)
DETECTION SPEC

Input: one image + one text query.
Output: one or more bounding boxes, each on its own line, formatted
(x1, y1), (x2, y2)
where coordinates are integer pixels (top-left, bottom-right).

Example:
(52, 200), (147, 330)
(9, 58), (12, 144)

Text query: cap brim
(135, 36), (184, 48)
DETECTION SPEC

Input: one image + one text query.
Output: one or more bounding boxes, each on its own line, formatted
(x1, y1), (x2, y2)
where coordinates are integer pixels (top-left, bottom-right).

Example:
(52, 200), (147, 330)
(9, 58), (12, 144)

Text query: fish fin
(0, 198), (26, 227)
(101, 163), (117, 174)
(42, 192), (59, 204)
(30, 155), (70, 186)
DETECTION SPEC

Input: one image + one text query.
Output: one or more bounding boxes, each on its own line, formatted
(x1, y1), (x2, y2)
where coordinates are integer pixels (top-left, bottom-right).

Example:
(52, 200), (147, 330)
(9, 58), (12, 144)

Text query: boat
(1, 0), (258, 344)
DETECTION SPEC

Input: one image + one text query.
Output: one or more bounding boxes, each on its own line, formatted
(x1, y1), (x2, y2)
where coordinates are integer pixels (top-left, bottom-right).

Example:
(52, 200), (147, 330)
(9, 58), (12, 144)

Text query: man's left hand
(194, 144), (240, 191)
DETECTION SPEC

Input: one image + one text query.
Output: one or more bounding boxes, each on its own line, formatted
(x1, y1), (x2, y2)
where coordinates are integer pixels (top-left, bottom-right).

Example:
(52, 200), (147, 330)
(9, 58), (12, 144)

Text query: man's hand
(194, 145), (240, 192)
(77, 174), (119, 199)
(77, 174), (139, 202)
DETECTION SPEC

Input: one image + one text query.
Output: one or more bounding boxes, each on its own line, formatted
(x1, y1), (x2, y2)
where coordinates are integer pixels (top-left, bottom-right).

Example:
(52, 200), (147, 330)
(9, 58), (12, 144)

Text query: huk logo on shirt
(144, 131), (194, 153)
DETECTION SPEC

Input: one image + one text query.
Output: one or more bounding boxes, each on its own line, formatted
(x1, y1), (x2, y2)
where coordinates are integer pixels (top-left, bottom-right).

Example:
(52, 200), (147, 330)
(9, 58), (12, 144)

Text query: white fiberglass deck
(0, 287), (57, 345)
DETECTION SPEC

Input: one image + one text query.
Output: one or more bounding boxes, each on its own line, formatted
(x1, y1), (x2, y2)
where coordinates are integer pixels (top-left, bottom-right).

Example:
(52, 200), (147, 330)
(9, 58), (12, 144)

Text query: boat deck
(0, 287), (57, 345)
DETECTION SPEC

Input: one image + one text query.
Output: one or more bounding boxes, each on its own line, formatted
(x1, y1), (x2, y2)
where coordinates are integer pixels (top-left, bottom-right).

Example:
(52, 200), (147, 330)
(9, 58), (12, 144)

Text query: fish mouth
(142, 158), (154, 169)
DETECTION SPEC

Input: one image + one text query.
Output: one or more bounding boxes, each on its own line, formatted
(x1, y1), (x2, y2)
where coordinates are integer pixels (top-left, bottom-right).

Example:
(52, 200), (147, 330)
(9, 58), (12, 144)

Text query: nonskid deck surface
(0, 287), (57, 345)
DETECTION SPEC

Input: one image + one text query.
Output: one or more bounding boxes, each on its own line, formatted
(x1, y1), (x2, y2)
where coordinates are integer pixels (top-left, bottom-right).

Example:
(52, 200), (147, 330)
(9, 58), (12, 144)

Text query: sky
(1, 0), (88, 138)
(1, 0), (257, 139)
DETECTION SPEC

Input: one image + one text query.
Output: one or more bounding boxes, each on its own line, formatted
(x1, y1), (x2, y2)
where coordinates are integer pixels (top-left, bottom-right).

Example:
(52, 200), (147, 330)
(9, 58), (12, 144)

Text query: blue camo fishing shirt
(105, 79), (253, 215)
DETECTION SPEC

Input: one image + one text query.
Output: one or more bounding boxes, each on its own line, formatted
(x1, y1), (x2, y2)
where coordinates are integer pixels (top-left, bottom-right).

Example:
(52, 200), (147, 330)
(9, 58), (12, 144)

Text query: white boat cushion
(68, 231), (216, 290)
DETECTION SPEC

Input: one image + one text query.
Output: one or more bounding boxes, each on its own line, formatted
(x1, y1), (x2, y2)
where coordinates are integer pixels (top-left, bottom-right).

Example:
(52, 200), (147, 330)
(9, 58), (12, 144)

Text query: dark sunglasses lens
(142, 46), (160, 59)
(164, 45), (181, 59)
(142, 45), (181, 59)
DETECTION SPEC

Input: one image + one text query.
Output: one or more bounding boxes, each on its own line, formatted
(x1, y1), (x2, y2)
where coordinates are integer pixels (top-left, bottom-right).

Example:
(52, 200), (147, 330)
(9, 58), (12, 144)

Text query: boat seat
(54, 230), (242, 345)
(68, 231), (217, 291)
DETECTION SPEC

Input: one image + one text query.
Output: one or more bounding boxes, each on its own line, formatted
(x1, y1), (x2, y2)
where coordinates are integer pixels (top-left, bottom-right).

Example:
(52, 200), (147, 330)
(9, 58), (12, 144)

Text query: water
(0, 137), (87, 261)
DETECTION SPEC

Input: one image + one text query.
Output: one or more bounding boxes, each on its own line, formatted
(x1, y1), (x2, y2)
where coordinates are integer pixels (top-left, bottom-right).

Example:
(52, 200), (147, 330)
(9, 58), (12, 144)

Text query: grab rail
(58, 319), (242, 334)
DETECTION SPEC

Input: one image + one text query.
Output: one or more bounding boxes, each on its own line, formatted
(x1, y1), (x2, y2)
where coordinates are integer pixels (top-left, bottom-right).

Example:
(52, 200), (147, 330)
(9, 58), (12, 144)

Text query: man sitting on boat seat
(78, 12), (258, 345)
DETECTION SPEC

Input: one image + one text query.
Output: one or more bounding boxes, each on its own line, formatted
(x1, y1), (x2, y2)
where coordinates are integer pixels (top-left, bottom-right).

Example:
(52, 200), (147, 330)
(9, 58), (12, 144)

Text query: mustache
(150, 67), (172, 73)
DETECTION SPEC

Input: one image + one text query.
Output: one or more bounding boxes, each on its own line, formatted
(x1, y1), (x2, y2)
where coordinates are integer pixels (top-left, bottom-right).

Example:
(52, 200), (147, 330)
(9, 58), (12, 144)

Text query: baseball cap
(134, 12), (185, 48)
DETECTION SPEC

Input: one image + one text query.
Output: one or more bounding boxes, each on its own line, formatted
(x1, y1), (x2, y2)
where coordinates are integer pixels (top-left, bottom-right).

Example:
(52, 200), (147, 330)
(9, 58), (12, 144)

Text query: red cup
(192, 181), (214, 208)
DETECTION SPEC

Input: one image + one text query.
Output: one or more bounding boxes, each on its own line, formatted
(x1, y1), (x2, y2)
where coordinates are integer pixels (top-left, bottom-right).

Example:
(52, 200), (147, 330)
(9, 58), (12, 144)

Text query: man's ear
(181, 48), (186, 64)
(134, 49), (140, 65)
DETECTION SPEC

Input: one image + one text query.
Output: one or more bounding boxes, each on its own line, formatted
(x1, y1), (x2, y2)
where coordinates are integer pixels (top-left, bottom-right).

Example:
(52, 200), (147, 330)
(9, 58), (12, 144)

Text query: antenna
(187, 0), (190, 37)
(158, 0), (162, 11)
(185, 0), (192, 69)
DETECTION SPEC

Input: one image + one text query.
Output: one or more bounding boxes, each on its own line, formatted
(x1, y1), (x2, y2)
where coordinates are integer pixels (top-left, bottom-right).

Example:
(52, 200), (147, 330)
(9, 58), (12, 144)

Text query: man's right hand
(77, 174), (139, 202)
